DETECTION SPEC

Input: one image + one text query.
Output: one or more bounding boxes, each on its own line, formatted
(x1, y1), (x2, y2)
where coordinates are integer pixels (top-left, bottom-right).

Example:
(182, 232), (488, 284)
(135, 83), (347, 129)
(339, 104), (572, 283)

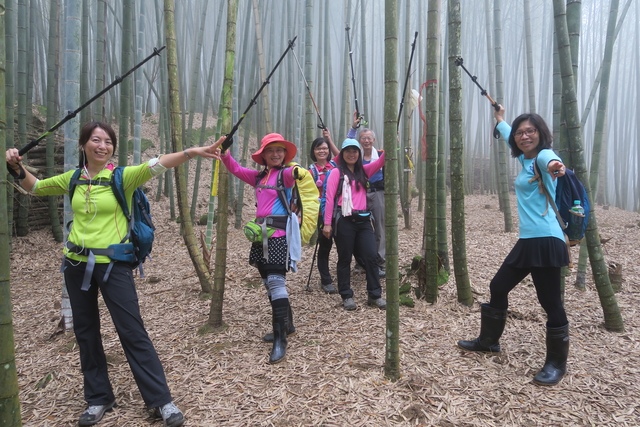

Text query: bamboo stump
(608, 262), (623, 293)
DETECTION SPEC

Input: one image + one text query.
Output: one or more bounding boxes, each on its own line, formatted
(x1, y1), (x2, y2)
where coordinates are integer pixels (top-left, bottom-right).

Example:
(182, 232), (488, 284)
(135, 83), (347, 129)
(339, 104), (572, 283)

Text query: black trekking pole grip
(454, 56), (500, 112)
(18, 46), (166, 156)
(221, 37), (297, 152)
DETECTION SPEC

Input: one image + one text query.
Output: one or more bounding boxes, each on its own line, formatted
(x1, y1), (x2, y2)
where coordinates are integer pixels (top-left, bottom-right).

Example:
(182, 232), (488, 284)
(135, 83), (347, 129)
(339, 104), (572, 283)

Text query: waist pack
(243, 215), (288, 243)
(66, 241), (136, 263)
(243, 219), (276, 243)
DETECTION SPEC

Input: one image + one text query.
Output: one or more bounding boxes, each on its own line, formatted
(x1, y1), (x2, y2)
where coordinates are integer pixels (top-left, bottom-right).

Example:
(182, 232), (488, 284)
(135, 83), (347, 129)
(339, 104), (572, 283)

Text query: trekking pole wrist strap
(7, 162), (26, 179)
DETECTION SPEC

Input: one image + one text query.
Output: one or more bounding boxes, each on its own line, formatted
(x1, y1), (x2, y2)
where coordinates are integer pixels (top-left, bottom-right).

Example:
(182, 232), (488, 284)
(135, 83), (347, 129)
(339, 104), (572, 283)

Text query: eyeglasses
(314, 147), (329, 151)
(513, 128), (537, 139)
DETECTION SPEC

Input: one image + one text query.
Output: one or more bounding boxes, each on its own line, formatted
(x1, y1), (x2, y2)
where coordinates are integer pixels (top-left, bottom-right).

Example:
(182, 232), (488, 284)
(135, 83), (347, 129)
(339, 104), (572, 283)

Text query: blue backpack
(533, 157), (590, 246)
(68, 166), (155, 272)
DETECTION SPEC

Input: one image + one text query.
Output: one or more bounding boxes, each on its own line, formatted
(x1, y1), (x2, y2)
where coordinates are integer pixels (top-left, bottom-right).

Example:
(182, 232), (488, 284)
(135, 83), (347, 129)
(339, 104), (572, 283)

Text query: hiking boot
(152, 401), (184, 427)
(262, 304), (295, 342)
(321, 282), (337, 294)
(343, 298), (357, 311)
(457, 304), (507, 352)
(368, 297), (387, 310)
(78, 400), (116, 426)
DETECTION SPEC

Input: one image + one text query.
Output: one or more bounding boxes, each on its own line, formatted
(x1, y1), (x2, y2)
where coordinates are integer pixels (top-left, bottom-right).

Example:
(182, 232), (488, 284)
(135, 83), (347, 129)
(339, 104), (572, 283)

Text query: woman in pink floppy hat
(213, 133), (305, 364)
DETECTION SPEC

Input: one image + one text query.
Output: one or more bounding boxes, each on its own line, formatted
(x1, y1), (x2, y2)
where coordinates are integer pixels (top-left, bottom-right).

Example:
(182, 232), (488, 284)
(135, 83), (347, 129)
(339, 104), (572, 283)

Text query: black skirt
(503, 237), (569, 268)
(249, 235), (288, 267)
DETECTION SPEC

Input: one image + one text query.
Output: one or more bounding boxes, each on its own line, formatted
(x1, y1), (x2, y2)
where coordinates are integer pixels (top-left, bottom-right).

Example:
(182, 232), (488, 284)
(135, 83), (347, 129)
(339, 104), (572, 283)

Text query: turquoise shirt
(496, 121), (564, 242)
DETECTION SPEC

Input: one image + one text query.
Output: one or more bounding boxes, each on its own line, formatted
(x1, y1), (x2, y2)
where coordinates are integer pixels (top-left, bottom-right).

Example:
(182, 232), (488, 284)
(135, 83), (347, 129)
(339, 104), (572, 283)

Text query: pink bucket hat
(251, 133), (297, 165)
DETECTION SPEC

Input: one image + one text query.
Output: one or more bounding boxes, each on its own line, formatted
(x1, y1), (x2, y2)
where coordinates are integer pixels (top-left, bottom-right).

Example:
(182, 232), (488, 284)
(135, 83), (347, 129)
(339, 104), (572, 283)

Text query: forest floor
(9, 116), (640, 426)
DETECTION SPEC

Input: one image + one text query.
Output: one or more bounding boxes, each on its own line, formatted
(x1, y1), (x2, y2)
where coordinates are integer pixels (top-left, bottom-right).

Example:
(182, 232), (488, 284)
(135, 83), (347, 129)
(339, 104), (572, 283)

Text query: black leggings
(489, 263), (568, 327)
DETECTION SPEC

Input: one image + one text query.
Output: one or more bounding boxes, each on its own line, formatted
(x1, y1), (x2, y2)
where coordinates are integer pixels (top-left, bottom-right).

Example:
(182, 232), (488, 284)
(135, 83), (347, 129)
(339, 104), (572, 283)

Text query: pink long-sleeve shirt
(323, 152), (385, 227)
(221, 153), (295, 238)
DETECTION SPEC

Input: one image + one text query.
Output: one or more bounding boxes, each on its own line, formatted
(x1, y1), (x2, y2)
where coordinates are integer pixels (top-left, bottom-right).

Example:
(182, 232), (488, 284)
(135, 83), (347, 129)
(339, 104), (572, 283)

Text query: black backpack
(532, 156), (590, 246)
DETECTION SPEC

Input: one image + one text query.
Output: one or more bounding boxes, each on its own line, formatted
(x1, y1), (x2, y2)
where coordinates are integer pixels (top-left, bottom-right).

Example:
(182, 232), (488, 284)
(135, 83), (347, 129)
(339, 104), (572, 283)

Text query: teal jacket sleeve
(496, 121), (511, 141)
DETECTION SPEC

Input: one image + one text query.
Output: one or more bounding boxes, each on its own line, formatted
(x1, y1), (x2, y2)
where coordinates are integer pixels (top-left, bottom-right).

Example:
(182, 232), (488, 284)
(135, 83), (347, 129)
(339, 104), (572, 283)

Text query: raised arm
(323, 128), (340, 158)
(494, 104), (511, 141)
(364, 151), (385, 178)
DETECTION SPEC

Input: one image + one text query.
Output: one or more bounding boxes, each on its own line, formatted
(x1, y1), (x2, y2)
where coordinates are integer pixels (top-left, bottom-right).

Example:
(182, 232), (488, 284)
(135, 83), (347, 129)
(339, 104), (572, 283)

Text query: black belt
(255, 215), (288, 230)
(368, 181), (384, 192)
(342, 210), (371, 222)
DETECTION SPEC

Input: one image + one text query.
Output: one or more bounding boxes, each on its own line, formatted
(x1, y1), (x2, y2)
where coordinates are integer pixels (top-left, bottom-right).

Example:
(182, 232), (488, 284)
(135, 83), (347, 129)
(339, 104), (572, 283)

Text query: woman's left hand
(548, 160), (565, 179)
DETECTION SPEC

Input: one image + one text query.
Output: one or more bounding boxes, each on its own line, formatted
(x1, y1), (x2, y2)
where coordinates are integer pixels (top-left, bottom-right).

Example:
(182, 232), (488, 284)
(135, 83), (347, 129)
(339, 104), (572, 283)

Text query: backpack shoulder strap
(335, 169), (344, 197)
(110, 166), (131, 220)
(531, 157), (565, 229)
(68, 168), (83, 204)
(309, 163), (319, 182)
(331, 169), (345, 220)
(276, 168), (292, 216)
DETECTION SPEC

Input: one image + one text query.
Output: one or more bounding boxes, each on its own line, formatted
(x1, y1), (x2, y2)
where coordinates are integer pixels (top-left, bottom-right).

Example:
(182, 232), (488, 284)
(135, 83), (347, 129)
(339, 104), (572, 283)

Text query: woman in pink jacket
(322, 139), (386, 311)
(213, 133), (303, 364)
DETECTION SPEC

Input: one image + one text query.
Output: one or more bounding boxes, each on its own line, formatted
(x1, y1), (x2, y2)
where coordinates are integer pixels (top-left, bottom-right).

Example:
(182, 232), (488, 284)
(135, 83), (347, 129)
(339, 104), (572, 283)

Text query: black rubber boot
(268, 298), (289, 364)
(458, 303), (508, 352)
(262, 304), (295, 342)
(533, 323), (569, 386)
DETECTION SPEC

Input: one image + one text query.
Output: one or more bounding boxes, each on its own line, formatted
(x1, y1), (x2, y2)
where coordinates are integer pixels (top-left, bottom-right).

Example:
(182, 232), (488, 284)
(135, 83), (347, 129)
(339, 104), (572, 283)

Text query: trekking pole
(454, 57), (500, 111)
(454, 57), (501, 138)
(345, 25), (367, 127)
(291, 43), (326, 130)
(397, 31), (419, 132)
(305, 234), (320, 291)
(17, 46), (166, 156)
(219, 36), (297, 152)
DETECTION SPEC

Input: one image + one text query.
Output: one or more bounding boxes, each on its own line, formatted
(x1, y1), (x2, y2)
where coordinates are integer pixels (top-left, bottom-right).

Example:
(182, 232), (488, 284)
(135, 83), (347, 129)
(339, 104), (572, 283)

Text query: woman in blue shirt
(458, 106), (570, 386)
